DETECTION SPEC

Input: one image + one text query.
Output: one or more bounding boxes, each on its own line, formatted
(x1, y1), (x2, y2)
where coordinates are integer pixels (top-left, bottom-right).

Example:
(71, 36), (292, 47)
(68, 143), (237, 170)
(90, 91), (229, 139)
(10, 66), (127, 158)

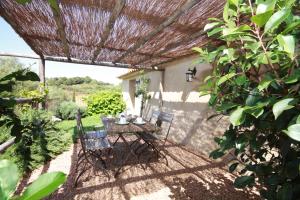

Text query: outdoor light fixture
(135, 79), (141, 85)
(185, 67), (197, 82)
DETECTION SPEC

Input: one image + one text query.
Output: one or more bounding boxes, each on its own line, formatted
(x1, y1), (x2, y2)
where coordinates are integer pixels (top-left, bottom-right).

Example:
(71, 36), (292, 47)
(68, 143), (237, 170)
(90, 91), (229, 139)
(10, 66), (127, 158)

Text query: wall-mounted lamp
(185, 67), (197, 82)
(135, 79), (141, 85)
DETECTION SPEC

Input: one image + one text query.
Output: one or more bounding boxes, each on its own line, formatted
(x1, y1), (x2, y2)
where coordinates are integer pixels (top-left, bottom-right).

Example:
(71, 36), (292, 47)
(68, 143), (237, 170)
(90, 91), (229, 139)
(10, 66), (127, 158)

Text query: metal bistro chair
(130, 110), (160, 151)
(74, 110), (112, 187)
(138, 111), (174, 165)
(148, 110), (161, 123)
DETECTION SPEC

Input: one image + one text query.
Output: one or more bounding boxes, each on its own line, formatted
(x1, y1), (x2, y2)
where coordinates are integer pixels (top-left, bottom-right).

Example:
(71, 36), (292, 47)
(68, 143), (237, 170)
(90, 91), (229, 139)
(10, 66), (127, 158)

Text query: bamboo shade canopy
(0, 0), (225, 69)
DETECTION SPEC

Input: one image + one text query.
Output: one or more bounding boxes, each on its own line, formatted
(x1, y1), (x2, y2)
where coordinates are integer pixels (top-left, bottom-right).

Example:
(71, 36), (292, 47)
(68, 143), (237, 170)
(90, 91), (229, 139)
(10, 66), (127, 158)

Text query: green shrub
(85, 90), (126, 116)
(55, 101), (86, 120)
(196, 0), (300, 199)
(0, 126), (11, 144)
(0, 108), (71, 173)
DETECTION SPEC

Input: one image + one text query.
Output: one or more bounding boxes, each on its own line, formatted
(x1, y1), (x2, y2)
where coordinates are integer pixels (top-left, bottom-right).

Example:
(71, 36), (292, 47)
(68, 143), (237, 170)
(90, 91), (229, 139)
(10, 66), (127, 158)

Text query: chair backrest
(76, 110), (87, 153)
(157, 111), (174, 146)
(149, 110), (160, 123)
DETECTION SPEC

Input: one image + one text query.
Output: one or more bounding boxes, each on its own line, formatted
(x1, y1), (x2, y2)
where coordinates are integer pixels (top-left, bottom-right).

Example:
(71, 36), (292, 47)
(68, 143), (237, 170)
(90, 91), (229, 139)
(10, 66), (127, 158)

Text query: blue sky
(0, 18), (127, 84)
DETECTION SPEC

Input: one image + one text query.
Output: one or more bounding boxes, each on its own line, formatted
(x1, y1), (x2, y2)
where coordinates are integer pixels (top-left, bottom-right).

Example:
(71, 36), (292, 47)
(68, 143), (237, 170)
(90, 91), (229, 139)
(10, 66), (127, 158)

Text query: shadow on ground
(39, 137), (260, 200)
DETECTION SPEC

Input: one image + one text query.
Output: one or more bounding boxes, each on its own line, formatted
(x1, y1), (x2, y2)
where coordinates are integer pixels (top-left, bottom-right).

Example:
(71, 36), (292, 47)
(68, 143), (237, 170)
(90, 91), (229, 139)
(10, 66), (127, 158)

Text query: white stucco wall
(121, 79), (134, 113)
(121, 55), (229, 155)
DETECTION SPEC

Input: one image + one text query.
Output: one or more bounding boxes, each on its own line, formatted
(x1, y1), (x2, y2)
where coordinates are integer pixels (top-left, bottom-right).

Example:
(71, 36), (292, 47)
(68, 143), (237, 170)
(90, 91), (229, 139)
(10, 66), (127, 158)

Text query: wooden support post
(39, 58), (45, 87)
(159, 70), (165, 109)
(39, 58), (46, 109)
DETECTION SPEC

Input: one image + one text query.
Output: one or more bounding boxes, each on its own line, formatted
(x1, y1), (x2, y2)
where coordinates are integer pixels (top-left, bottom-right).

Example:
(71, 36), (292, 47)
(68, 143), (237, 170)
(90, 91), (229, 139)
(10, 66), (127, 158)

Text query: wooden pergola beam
(0, 52), (156, 70)
(135, 30), (206, 65)
(92, 0), (125, 62)
(114, 0), (200, 63)
(49, 0), (71, 61)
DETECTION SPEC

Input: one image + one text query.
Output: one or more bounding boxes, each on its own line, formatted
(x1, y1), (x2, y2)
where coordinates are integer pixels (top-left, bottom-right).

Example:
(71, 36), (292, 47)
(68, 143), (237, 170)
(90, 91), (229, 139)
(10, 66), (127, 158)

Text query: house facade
(119, 55), (229, 155)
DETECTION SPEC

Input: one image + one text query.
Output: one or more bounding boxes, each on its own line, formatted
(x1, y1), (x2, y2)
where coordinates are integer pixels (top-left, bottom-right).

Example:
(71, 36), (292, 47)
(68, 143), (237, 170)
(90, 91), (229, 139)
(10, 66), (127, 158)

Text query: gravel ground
(19, 137), (260, 200)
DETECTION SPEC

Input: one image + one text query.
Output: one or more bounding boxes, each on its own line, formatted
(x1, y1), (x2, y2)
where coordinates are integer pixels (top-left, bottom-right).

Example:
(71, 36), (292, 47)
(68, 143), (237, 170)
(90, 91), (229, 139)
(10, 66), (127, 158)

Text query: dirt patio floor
(17, 137), (260, 200)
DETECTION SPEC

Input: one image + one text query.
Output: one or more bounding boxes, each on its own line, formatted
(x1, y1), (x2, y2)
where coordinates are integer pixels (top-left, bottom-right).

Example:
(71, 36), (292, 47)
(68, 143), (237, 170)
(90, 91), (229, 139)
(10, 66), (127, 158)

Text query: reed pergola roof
(0, 0), (225, 69)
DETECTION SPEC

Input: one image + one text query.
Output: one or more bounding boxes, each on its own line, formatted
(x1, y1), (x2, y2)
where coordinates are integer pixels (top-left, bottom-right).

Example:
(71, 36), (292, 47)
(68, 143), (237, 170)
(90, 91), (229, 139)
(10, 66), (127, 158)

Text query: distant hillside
(46, 76), (111, 86)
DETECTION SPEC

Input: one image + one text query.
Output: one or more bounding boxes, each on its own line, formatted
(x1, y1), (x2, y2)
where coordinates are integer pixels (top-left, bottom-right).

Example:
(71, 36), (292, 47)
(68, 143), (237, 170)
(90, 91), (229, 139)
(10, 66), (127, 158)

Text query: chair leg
(134, 142), (147, 154)
(112, 135), (121, 146)
(89, 150), (107, 169)
(158, 151), (169, 166)
(137, 143), (150, 159)
(145, 143), (168, 166)
(75, 156), (85, 174)
(129, 138), (141, 149)
(74, 162), (92, 187)
(75, 150), (85, 174)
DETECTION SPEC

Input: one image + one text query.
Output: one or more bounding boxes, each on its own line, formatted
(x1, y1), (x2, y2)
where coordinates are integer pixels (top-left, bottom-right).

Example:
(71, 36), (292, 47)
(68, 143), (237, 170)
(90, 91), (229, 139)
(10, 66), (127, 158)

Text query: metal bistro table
(101, 117), (159, 177)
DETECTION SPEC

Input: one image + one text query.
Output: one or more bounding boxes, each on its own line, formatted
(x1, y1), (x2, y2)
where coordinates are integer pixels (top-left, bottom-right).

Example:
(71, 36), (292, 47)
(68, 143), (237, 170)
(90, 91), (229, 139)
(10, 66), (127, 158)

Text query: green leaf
(209, 149), (225, 159)
(251, 10), (273, 27)
(204, 75), (213, 83)
(251, 0), (276, 27)
(217, 72), (237, 86)
(244, 42), (260, 53)
(207, 27), (223, 37)
(208, 94), (217, 106)
(199, 91), (210, 97)
(234, 75), (247, 86)
(229, 0), (239, 7)
(277, 34), (295, 59)
(281, 20), (300, 34)
(258, 75), (274, 91)
(234, 176), (255, 188)
(20, 172), (66, 200)
(223, 2), (229, 22)
(230, 107), (246, 126)
(48, 0), (60, 13)
(208, 17), (223, 22)
(192, 47), (205, 54)
(229, 162), (239, 173)
(264, 8), (291, 33)
(296, 115), (300, 124)
(283, 69), (300, 84)
(222, 25), (252, 37)
(285, 0), (296, 7)
(216, 102), (238, 112)
(272, 98), (297, 119)
(244, 106), (264, 118)
(204, 22), (221, 31)
(284, 124), (300, 141)
(0, 160), (19, 200)
(256, 0), (276, 14)
(245, 89), (261, 106)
